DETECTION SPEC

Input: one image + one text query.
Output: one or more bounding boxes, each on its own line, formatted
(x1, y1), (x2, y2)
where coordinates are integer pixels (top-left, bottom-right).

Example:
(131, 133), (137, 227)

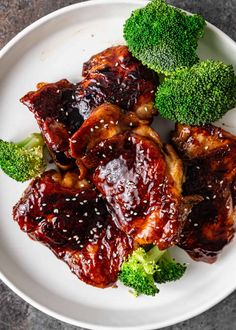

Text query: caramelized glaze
(76, 45), (158, 120)
(13, 171), (133, 287)
(172, 124), (236, 263)
(82, 132), (187, 250)
(20, 79), (83, 168)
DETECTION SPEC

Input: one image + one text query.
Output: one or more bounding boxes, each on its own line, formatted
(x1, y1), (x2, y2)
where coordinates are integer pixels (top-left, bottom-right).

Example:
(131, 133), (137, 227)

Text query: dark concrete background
(0, 0), (236, 329)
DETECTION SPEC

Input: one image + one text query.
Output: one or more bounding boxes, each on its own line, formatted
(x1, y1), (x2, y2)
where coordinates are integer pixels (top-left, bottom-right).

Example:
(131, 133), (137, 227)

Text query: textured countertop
(0, 0), (236, 329)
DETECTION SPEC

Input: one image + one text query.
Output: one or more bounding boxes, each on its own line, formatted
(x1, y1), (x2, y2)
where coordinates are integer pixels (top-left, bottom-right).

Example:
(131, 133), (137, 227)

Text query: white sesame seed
(84, 212), (88, 217)
(54, 209), (59, 214)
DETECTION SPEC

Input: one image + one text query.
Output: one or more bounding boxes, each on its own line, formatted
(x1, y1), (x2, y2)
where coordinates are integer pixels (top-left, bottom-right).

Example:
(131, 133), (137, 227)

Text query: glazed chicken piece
(76, 45), (158, 121)
(70, 104), (195, 250)
(21, 46), (157, 168)
(13, 170), (133, 287)
(21, 79), (82, 169)
(172, 124), (236, 263)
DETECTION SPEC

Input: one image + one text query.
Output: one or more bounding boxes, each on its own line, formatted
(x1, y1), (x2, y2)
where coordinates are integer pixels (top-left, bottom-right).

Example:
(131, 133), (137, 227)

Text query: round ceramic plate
(0, 1), (236, 329)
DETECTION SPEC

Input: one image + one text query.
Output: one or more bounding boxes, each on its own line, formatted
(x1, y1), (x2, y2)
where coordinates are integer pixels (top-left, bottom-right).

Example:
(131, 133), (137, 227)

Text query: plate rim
(0, 1), (236, 329)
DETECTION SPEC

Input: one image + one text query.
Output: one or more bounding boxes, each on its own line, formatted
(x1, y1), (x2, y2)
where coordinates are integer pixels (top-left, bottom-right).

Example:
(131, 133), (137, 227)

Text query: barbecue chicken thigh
(172, 124), (236, 263)
(76, 45), (158, 121)
(70, 103), (194, 250)
(13, 170), (133, 288)
(21, 46), (157, 168)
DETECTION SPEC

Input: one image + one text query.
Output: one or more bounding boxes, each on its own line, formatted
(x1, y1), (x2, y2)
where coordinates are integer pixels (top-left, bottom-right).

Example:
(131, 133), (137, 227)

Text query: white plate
(0, 1), (236, 329)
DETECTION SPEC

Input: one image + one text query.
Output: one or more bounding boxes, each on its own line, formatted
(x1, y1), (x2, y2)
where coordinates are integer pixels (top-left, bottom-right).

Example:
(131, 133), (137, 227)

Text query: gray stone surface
(0, 0), (235, 329)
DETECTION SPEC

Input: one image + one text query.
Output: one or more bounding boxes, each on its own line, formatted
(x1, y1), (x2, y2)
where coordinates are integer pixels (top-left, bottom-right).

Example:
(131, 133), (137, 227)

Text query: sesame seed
(79, 219), (83, 223)
(65, 198), (71, 201)
(100, 119), (104, 123)
(98, 255), (103, 260)
(70, 140), (77, 143)
(30, 205), (33, 209)
(54, 209), (59, 214)
(90, 128), (94, 132)
(62, 229), (67, 232)
(84, 212), (88, 217)
(66, 214), (70, 218)
(193, 223), (199, 227)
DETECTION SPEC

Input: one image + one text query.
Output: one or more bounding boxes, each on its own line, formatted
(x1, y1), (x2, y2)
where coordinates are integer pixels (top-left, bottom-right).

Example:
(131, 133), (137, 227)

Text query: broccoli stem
(146, 245), (166, 264)
(17, 133), (44, 149)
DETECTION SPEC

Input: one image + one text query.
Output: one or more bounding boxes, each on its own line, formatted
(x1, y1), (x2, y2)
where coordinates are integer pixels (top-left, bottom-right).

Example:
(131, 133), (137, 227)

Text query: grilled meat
(13, 170), (133, 287)
(20, 80), (82, 168)
(76, 45), (158, 121)
(21, 46), (157, 168)
(70, 104), (194, 250)
(172, 124), (236, 263)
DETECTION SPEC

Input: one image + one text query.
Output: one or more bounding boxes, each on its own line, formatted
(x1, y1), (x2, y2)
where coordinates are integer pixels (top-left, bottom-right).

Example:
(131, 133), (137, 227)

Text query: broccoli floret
(0, 133), (45, 182)
(156, 60), (236, 125)
(154, 250), (186, 283)
(119, 246), (186, 296)
(123, 0), (206, 75)
(119, 247), (163, 296)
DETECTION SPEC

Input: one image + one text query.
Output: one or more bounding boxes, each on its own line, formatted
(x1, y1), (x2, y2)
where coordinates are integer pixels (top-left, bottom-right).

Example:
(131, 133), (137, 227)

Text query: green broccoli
(154, 250), (186, 284)
(156, 60), (236, 125)
(123, 0), (206, 75)
(119, 246), (186, 296)
(0, 133), (45, 182)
